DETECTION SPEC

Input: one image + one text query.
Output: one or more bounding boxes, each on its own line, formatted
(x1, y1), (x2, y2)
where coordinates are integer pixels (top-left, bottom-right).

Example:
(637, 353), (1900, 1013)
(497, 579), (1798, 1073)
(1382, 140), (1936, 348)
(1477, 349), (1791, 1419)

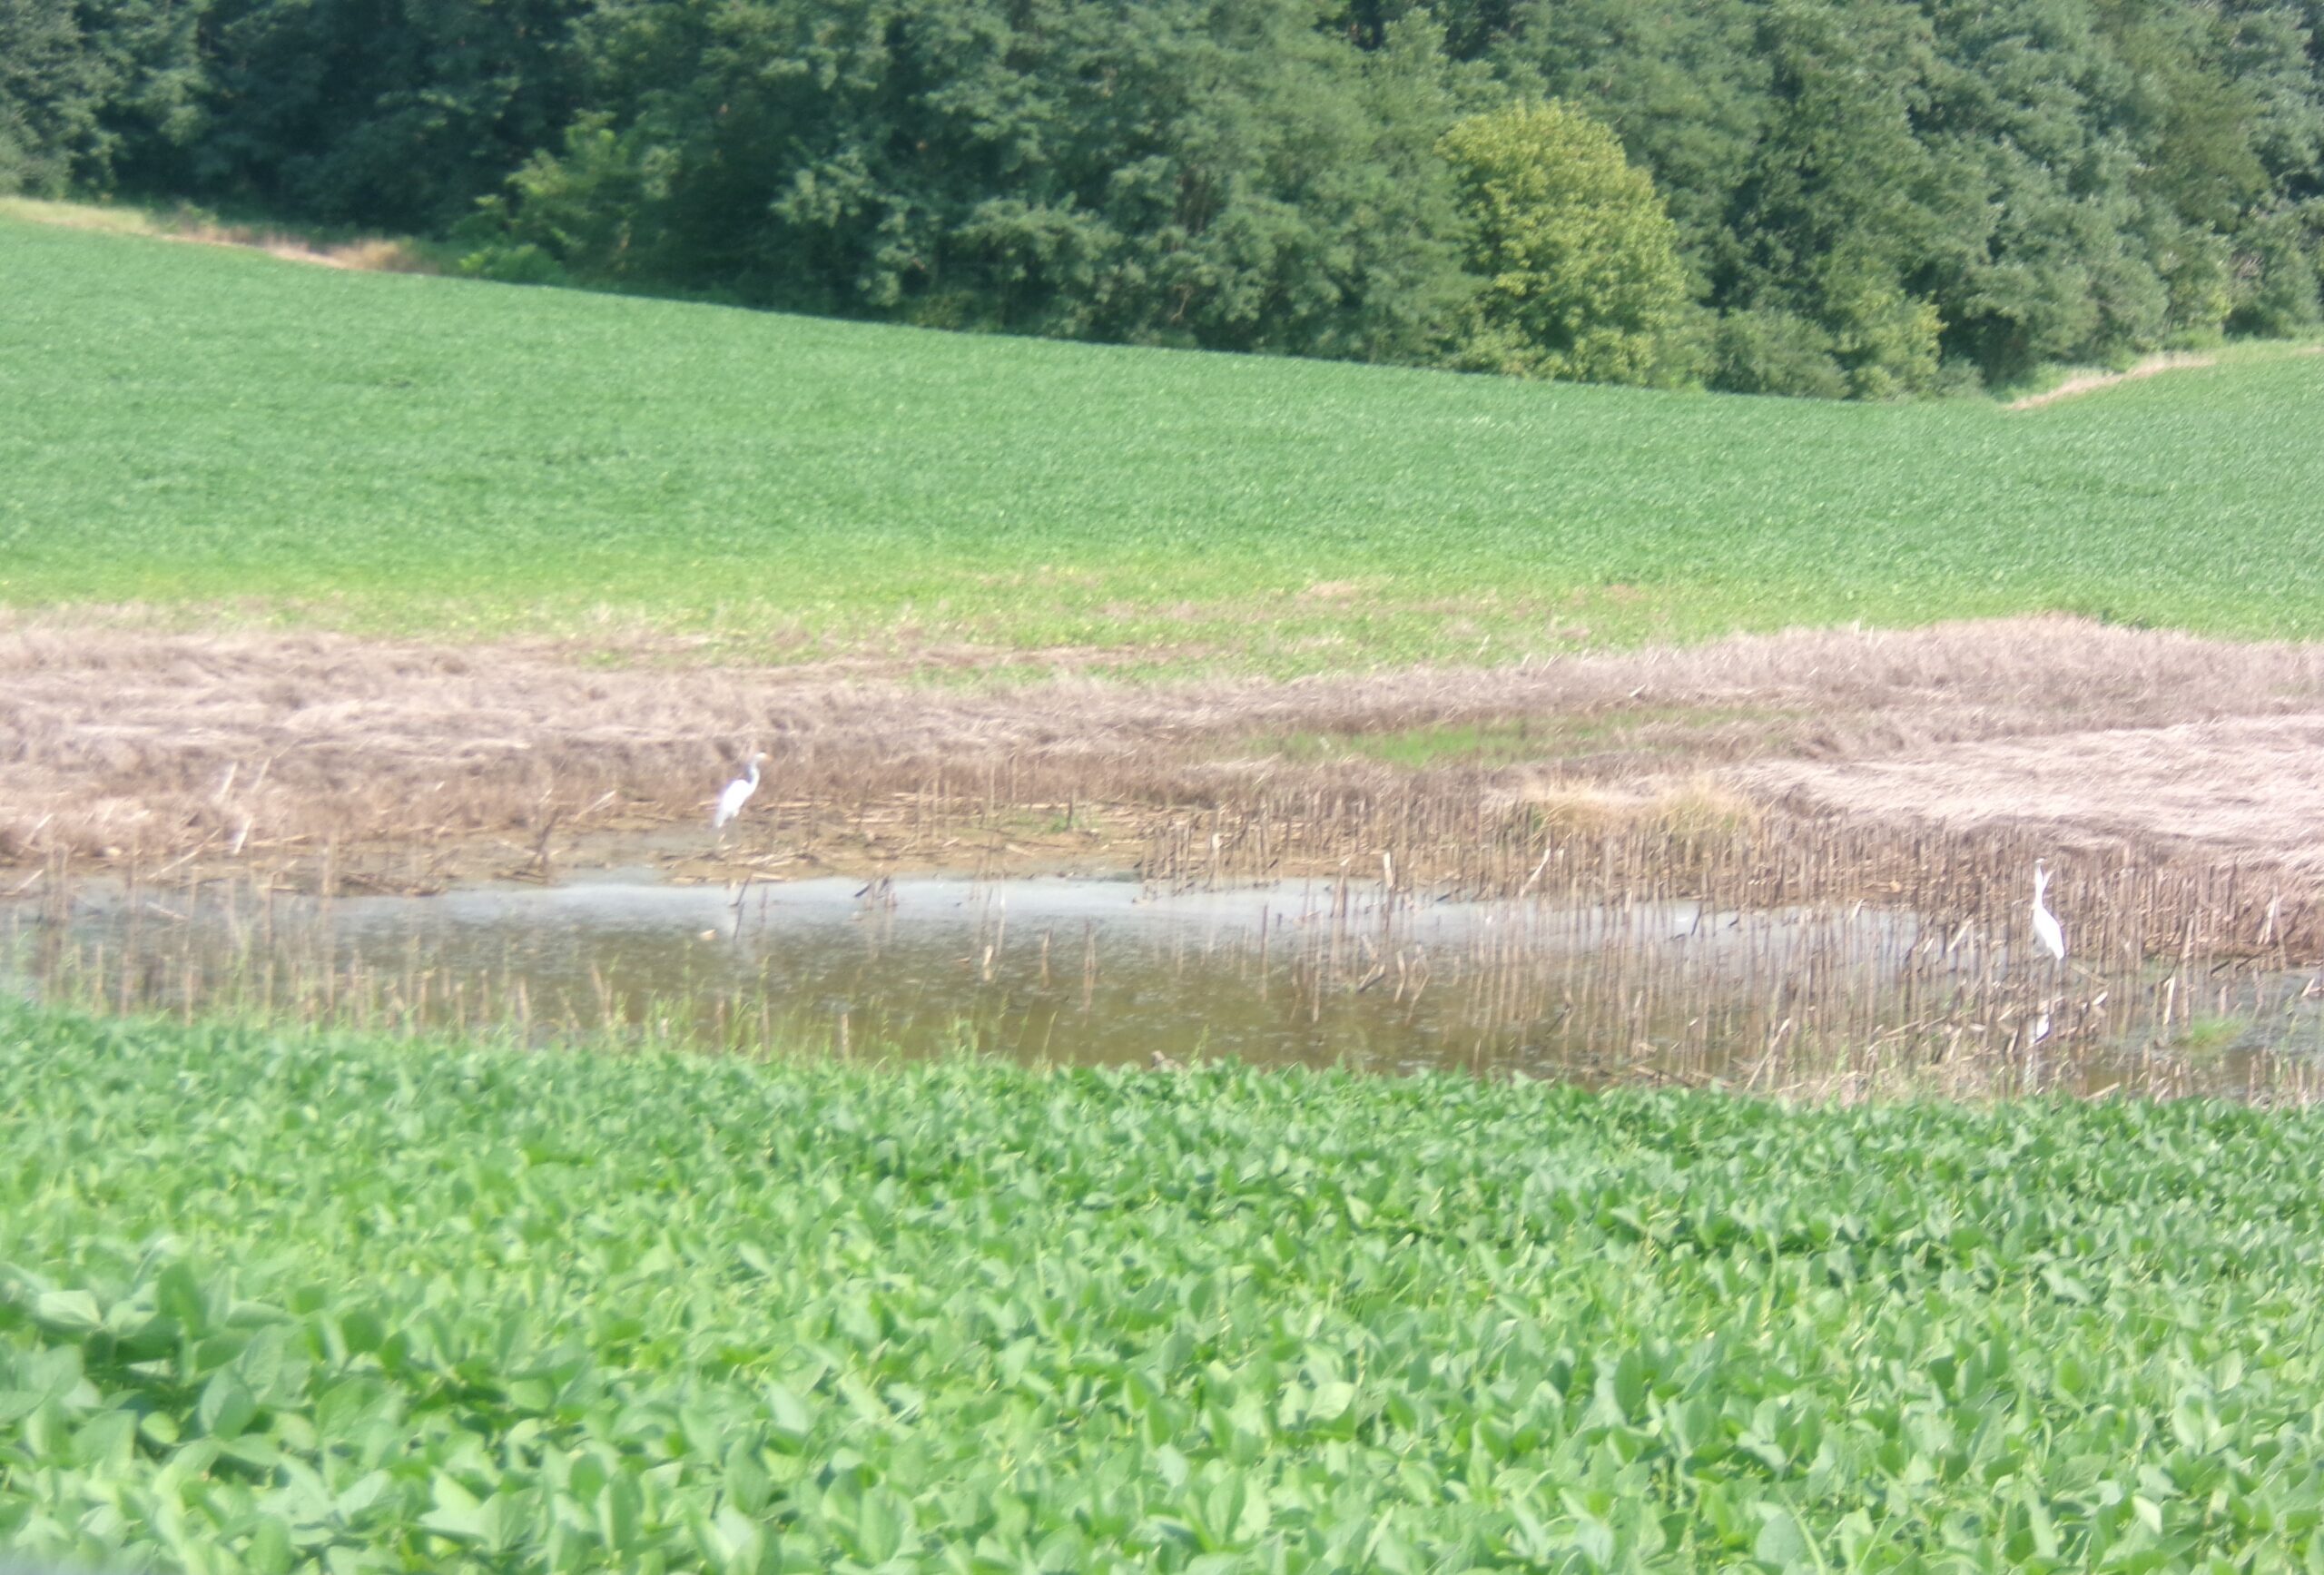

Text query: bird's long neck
(744, 758), (761, 787)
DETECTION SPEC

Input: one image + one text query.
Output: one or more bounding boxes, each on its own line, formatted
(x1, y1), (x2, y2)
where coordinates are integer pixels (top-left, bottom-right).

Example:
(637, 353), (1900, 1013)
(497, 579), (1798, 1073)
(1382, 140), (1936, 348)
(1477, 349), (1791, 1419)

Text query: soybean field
(5, 216), (2321, 669)
(6, 1002), (2324, 1571)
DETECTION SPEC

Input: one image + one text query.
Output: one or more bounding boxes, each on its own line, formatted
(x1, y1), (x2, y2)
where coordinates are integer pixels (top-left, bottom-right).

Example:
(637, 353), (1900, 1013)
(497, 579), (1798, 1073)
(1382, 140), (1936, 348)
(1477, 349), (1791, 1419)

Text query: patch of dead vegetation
(165, 225), (438, 272)
(2006, 351), (2217, 409)
(0, 196), (438, 273)
(1740, 713), (2324, 874)
(1509, 775), (1767, 843)
(8, 615), (2324, 895)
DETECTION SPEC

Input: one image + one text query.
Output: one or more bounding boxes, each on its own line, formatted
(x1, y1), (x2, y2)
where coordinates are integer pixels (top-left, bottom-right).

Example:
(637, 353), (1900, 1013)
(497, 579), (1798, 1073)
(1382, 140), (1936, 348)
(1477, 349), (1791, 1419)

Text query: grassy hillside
(8, 1000), (2324, 1571)
(5, 215), (2320, 668)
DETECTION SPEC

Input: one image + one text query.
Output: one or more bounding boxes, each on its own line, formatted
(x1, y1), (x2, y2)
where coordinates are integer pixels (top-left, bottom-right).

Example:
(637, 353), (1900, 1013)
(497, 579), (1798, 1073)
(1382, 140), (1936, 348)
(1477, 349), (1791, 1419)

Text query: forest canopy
(6, 0), (2321, 396)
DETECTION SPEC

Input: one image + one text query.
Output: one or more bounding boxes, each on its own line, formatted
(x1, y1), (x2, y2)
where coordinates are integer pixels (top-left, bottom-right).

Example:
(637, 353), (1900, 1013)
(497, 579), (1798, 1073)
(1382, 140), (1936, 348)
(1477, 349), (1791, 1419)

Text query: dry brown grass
(2006, 351), (2219, 409)
(8, 614), (2324, 920)
(0, 196), (438, 273)
(1740, 714), (2324, 874)
(177, 225), (438, 272)
(1503, 775), (1765, 842)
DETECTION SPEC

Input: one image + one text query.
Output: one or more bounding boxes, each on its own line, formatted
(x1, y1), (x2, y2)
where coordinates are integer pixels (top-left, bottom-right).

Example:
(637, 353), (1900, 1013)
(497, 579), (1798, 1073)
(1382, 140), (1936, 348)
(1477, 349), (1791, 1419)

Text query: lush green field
(5, 215), (2322, 668)
(6, 1001), (2324, 1571)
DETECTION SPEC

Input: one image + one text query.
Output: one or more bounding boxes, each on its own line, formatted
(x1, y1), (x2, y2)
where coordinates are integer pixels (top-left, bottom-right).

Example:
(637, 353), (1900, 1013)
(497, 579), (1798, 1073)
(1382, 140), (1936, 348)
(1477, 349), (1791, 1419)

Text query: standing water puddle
(9, 872), (2323, 1093)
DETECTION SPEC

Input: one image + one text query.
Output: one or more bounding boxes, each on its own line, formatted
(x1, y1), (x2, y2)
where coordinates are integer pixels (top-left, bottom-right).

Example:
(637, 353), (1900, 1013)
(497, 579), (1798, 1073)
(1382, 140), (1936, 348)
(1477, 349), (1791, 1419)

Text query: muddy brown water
(9, 872), (2323, 1097)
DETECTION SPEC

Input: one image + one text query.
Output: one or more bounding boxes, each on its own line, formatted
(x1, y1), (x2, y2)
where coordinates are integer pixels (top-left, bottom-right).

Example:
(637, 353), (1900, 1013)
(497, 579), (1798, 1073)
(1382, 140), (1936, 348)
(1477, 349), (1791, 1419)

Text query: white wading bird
(2031, 859), (2066, 963)
(712, 752), (769, 830)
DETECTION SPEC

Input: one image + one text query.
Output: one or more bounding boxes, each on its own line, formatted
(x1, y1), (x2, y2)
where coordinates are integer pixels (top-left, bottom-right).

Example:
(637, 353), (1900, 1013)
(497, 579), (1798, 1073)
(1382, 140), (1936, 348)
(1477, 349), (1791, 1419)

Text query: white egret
(2031, 859), (2065, 963)
(712, 752), (768, 829)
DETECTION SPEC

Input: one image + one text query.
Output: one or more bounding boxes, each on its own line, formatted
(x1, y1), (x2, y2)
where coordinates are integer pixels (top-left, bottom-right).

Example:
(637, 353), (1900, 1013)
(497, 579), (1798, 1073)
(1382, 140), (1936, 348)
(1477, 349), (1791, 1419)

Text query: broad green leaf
(196, 1371), (258, 1441)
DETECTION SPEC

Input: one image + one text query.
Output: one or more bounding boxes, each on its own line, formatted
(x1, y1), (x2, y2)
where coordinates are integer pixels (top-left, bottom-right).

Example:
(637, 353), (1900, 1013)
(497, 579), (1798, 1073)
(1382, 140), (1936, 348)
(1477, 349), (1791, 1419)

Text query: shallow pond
(8, 871), (2321, 1093)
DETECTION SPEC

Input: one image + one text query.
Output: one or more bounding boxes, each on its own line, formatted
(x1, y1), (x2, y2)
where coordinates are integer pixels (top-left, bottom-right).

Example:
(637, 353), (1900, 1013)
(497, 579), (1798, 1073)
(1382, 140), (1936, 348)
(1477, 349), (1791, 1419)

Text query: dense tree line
(7, 0), (2322, 394)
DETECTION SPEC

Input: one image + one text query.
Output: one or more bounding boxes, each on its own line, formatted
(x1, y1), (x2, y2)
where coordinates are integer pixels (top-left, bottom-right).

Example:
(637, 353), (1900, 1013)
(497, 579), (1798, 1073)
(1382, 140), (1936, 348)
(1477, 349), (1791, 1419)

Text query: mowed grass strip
(7, 1002), (2324, 1570)
(4, 216), (2321, 668)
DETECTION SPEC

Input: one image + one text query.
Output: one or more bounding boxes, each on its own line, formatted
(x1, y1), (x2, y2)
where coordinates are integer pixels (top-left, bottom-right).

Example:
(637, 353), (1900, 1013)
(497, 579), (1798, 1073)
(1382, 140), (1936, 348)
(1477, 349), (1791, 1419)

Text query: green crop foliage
(5, 215), (2324, 672)
(8, 999), (2324, 1570)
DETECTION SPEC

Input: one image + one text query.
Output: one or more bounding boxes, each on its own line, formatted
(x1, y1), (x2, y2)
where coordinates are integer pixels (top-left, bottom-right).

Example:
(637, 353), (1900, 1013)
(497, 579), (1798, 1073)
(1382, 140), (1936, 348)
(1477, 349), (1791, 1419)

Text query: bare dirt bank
(2005, 352), (2218, 409)
(0, 196), (438, 273)
(6, 614), (2324, 891)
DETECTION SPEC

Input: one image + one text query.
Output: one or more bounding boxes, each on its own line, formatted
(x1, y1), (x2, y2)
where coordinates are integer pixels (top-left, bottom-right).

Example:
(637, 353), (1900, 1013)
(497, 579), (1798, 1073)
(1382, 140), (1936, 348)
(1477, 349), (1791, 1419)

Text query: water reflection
(8, 872), (2321, 1094)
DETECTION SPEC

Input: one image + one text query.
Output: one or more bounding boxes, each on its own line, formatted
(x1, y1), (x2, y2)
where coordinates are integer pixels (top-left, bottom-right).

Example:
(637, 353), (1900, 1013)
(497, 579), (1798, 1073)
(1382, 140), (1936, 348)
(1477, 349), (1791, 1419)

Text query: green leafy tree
(1485, 0), (2324, 391)
(1500, 0), (1771, 294)
(1710, 1), (1950, 396)
(0, 0), (105, 192)
(493, 0), (1476, 362)
(161, 0), (588, 229)
(2230, 199), (2324, 333)
(28, 0), (2324, 396)
(1438, 98), (1699, 385)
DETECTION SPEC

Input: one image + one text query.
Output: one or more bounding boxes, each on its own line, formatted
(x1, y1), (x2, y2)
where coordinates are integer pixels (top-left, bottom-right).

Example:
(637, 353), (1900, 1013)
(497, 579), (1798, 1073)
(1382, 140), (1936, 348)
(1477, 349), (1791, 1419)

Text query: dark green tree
(0, 0), (106, 192)
(492, 0), (1476, 361)
(24, 0), (2324, 394)
(171, 0), (588, 228)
